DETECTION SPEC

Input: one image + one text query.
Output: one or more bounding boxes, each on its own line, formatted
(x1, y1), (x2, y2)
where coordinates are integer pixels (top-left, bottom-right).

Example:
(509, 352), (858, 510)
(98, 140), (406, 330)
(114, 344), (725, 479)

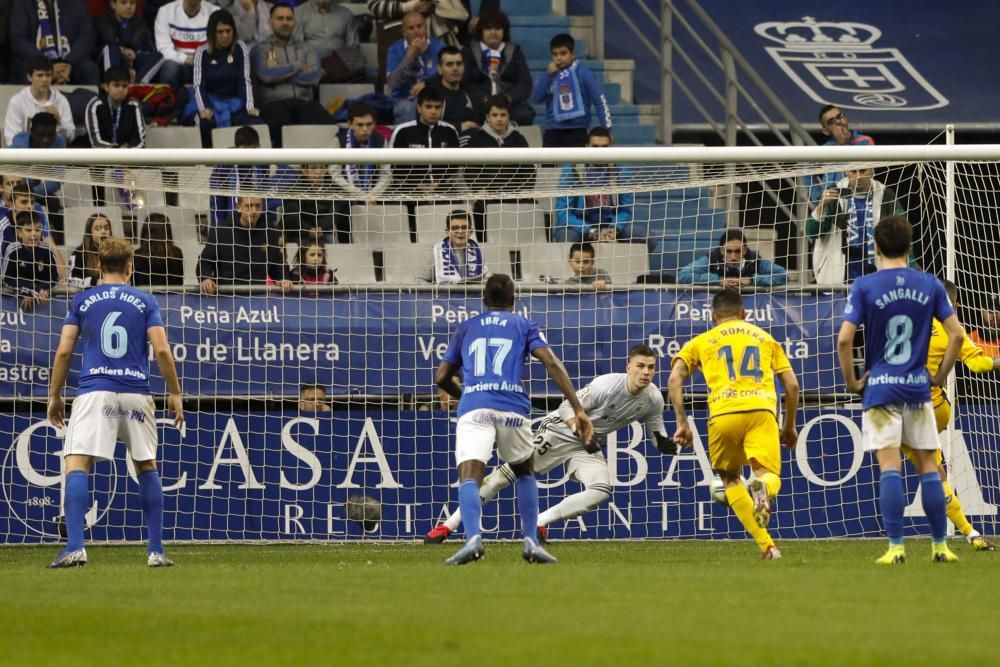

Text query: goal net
(0, 143), (997, 544)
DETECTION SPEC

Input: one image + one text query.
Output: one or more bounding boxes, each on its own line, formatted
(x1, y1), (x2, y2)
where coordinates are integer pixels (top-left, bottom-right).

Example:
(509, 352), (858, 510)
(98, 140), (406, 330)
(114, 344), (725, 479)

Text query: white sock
(443, 465), (515, 531)
(538, 488), (611, 526)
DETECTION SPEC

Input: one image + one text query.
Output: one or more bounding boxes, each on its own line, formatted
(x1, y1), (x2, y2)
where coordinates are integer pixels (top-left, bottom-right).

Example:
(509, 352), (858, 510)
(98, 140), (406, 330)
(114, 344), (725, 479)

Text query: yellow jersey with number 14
(926, 318), (993, 406)
(674, 320), (792, 419)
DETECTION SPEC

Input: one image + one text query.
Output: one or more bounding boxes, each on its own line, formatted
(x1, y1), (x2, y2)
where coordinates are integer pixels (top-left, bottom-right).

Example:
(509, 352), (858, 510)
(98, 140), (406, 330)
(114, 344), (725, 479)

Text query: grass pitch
(1, 540), (997, 667)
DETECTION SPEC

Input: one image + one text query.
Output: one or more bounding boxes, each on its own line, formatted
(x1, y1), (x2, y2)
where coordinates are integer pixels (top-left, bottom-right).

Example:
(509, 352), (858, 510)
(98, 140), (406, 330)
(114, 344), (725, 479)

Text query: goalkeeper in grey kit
(425, 345), (676, 542)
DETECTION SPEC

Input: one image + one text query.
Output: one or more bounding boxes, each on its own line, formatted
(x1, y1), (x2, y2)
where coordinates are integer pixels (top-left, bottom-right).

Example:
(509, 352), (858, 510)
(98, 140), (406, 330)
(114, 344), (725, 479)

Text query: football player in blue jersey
(837, 215), (965, 565)
(47, 237), (184, 568)
(435, 274), (594, 565)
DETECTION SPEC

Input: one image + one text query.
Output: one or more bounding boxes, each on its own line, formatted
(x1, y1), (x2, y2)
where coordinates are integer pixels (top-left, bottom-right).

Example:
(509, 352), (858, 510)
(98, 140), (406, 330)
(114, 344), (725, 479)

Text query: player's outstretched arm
(776, 369), (800, 449)
(47, 324), (79, 428)
(434, 360), (463, 399)
(531, 347), (593, 446)
(667, 359), (693, 448)
(837, 321), (868, 394)
(148, 326), (184, 427)
(932, 314), (967, 387)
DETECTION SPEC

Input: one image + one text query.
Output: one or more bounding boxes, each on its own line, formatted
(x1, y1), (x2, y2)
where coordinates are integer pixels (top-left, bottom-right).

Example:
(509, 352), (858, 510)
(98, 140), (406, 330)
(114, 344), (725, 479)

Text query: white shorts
(455, 409), (534, 466)
(534, 429), (610, 488)
(63, 391), (158, 462)
(862, 402), (938, 452)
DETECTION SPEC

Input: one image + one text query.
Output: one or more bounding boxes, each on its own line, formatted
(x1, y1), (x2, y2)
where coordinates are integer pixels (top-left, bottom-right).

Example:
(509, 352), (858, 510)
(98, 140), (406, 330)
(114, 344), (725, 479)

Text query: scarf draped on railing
(434, 237), (485, 283)
(550, 61), (585, 123)
(36, 0), (70, 60)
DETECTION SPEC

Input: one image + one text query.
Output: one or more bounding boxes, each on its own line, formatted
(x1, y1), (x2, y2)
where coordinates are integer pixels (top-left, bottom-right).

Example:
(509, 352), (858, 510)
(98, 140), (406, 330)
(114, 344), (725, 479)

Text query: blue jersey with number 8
(843, 268), (954, 409)
(442, 310), (549, 418)
(65, 284), (164, 395)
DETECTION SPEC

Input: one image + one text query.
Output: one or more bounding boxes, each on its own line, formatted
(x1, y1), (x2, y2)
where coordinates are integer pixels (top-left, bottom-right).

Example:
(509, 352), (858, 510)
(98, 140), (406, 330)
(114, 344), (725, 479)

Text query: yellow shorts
(707, 411), (781, 476)
(901, 399), (949, 467)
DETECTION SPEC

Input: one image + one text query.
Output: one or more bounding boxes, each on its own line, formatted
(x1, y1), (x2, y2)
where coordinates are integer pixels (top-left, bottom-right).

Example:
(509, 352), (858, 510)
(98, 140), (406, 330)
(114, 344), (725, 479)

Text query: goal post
(0, 142), (997, 544)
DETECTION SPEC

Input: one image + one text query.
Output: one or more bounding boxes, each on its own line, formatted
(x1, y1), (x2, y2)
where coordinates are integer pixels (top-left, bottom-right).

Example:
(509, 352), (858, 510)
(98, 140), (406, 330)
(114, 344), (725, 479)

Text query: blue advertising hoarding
(2, 408), (997, 543)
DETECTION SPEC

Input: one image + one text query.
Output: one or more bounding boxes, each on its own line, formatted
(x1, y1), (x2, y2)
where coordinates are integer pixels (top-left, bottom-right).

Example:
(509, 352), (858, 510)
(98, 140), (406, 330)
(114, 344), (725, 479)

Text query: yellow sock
(757, 471), (781, 498)
(942, 480), (975, 537)
(726, 484), (773, 551)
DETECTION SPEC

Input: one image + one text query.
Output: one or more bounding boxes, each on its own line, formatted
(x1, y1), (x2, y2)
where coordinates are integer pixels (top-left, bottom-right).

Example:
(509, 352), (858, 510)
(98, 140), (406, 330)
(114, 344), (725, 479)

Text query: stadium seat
(382, 244), (429, 283)
(594, 242), (649, 285)
(282, 125), (341, 149)
(145, 126), (202, 149)
(519, 125), (542, 148)
(319, 83), (376, 109)
(327, 244), (377, 284)
(211, 126), (272, 149)
(351, 204), (408, 246)
(742, 226), (777, 260)
(61, 206), (124, 254)
(520, 242), (575, 283)
(484, 202), (546, 246)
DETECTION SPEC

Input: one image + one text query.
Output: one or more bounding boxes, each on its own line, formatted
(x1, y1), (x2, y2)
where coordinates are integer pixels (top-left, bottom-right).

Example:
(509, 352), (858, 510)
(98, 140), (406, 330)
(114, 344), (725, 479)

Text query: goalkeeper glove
(583, 432), (607, 454)
(654, 432), (678, 456)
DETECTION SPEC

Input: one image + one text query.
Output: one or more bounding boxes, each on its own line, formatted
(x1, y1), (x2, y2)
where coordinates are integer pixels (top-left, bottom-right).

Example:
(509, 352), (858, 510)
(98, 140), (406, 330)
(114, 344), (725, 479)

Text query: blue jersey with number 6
(843, 268), (954, 409)
(442, 310), (549, 418)
(65, 284), (164, 395)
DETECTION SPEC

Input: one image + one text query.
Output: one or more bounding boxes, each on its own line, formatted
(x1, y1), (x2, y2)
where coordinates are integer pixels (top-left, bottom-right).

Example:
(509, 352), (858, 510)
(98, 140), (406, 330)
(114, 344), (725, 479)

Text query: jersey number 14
(718, 345), (763, 382)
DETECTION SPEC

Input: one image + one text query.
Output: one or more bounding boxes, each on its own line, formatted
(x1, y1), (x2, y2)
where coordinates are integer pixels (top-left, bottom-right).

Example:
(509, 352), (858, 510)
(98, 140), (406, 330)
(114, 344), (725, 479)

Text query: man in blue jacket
(531, 33), (611, 148)
(677, 229), (787, 288)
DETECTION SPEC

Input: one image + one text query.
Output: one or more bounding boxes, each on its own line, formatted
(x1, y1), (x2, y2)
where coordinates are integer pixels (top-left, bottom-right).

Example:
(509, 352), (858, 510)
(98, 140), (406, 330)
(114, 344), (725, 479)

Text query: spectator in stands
(4, 56), (74, 147)
(553, 128), (634, 243)
(386, 11), (445, 124)
(10, 112), (67, 244)
(295, 0), (359, 62)
(299, 383), (331, 412)
(220, 0), (270, 47)
(2, 211), (60, 312)
(155, 0), (219, 90)
(71, 211), (115, 286)
(429, 46), (481, 132)
(532, 33), (611, 148)
(208, 125), (278, 226)
(251, 3), (333, 147)
(96, 0), (164, 82)
(2, 180), (66, 280)
(331, 102), (390, 243)
(460, 95), (533, 194)
(389, 86), (460, 193)
(290, 239), (335, 288)
(283, 165), (336, 244)
(565, 241), (609, 289)
(461, 10), (535, 128)
(192, 9), (260, 146)
(416, 209), (487, 284)
(85, 66), (146, 148)
(806, 166), (906, 284)
(677, 228), (787, 288)
(807, 104), (874, 204)
(198, 195), (292, 294)
(9, 0), (100, 85)
(132, 212), (184, 287)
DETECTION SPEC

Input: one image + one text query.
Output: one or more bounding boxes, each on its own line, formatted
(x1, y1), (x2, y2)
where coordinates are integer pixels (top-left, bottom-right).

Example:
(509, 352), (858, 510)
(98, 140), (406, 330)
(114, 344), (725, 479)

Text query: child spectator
(71, 212), (115, 286)
(85, 66), (146, 148)
(531, 34), (611, 148)
(290, 239), (335, 289)
(133, 212), (184, 287)
(565, 241), (610, 289)
(2, 210), (59, 312)
(461, 10), (534, 127)
(9, 112), (67, 244)
(3, 56), (74, 146)
(1, 181), (65, 275)
(461, 94), (533, 194)
(96, 0), (164, 82)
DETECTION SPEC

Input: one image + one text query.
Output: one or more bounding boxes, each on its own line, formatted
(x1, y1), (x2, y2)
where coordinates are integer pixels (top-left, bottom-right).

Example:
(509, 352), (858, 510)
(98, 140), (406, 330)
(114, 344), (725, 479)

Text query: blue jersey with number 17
(64, 284), (164, 395)
(442, 310), (549, 418)
(843, 267), (954, 409)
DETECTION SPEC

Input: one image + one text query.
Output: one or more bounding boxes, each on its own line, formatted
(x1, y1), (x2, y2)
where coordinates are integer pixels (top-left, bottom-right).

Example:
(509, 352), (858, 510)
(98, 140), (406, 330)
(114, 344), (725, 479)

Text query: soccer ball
(346, 495), (382, 532)
(709, 476), (728, 506)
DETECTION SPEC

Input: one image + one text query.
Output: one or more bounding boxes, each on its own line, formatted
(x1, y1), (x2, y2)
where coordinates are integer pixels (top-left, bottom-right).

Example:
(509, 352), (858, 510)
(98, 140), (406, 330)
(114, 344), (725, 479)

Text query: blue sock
(920, 471), (948, 543)
(64, 470), (88, 552)
(515, 474), (539, 541)
(139, 470), (164, 554)
(459, 479), (482, 541)
(879, 469), (905, 546)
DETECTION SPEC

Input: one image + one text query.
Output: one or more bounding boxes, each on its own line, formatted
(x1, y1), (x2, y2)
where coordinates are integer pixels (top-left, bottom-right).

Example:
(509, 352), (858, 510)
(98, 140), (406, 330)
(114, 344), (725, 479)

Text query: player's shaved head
(873, 215), (912, 259)
(484, 274), (515, 309)
(99, 237), (134, 274)
(712, 289), (743, 318)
